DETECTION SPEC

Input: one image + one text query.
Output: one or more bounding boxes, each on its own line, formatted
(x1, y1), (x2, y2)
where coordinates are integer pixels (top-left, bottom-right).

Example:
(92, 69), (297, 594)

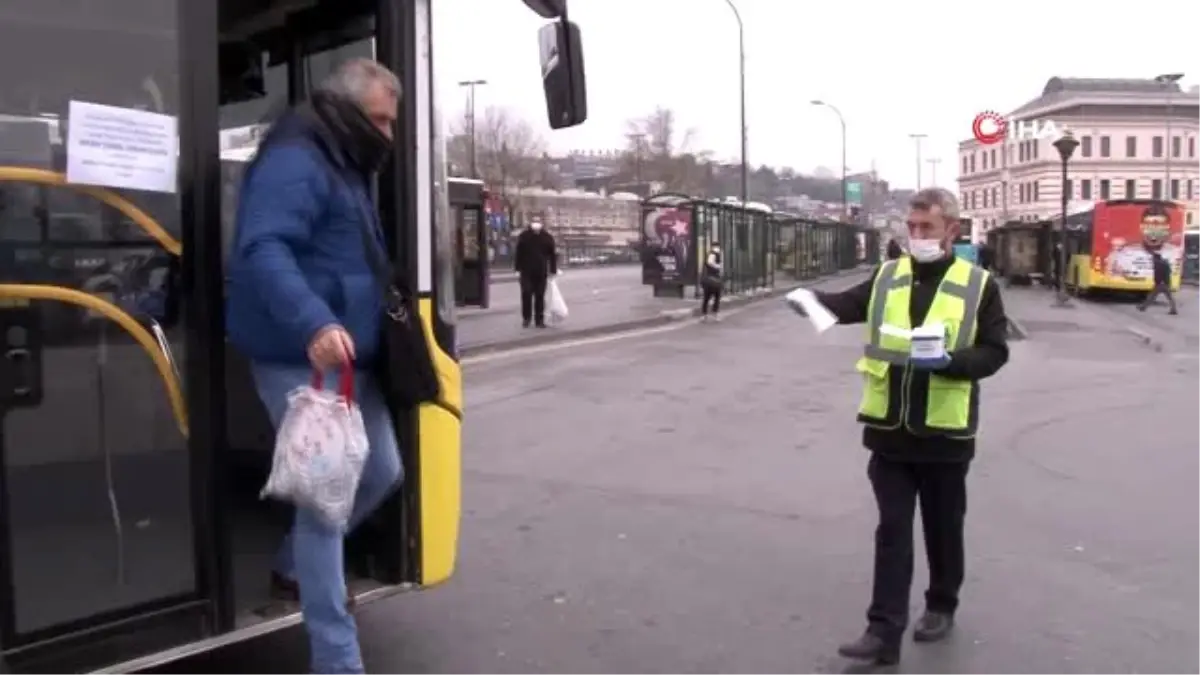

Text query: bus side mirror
(538, 19), (587, 129)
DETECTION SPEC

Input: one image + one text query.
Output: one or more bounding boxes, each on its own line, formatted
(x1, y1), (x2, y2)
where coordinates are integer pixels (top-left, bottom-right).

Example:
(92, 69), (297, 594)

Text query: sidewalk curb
(1006, 317), (1029, 341)
(460, 268), (872, 358)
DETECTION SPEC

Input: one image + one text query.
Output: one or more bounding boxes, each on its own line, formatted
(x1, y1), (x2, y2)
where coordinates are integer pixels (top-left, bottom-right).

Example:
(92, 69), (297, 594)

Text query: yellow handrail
(0, 166), (187, 435)
(0, 167), (182, 256)
(0, 285), (188, 436)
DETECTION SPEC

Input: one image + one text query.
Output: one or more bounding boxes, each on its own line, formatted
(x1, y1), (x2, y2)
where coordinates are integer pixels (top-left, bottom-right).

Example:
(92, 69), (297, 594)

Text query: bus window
(0, 0), (197, 643)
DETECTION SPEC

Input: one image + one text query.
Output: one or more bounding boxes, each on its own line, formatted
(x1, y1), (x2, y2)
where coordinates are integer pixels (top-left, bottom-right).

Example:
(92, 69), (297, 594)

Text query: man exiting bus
(514, 217), (558, 327)
(226, 58), (404, 674)
(792, 188), (1010, 666)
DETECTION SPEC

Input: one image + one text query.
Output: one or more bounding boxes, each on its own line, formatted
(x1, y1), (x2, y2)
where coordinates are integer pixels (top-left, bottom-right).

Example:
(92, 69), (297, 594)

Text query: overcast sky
(433, 0), (1197, 190)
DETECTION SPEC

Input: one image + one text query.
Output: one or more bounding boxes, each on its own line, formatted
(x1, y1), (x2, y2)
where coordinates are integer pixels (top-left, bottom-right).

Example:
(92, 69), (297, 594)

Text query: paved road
(458, 265), (816, 352)
(165, 289), (1199, 673)
(459, 266), (653, 350)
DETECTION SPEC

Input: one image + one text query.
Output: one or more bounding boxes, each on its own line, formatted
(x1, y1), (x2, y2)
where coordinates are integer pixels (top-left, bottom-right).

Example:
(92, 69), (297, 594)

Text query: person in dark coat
(976, 241), (994, 271)
(790, 188), (1010, 667)
(1139, 248), (1179, 314)
(513, 218), (558, 327)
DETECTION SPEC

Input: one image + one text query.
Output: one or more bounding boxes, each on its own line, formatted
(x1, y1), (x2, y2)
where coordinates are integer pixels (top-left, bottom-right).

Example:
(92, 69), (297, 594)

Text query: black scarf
(304, 90), (392, 174)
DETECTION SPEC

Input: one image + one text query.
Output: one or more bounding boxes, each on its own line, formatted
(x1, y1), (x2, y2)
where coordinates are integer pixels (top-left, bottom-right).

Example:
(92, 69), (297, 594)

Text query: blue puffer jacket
(225, 112), (384, 367)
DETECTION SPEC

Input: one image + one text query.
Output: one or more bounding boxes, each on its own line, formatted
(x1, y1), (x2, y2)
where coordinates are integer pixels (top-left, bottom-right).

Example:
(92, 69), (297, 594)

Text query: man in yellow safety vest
(792, 188), (1010, 667)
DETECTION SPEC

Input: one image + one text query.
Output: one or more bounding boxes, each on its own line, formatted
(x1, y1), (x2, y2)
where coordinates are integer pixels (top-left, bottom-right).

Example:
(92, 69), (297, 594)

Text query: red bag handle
(311, 367), (355, 402)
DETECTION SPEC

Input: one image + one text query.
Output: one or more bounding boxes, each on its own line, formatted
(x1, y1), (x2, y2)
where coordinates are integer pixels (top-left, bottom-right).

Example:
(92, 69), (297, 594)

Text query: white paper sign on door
(66, 100), (177, 194)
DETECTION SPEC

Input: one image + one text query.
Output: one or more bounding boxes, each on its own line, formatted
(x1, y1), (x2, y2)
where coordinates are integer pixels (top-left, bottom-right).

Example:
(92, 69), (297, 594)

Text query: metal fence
(774, 217), (879, 281)
(637, 194), (877, 299)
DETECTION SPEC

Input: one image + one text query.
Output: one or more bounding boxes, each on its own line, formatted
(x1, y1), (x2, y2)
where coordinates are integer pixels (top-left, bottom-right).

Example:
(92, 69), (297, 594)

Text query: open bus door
(450, 178), (489, 309)
(1, 0), (588, 671)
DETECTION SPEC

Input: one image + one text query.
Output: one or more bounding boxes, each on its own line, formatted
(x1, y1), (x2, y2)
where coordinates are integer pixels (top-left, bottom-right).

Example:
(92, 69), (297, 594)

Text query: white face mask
(530, 222), (543, 231)
(908, 238), (945, 263)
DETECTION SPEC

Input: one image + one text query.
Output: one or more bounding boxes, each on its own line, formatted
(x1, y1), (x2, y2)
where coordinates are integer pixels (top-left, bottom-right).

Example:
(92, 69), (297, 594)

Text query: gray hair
(316, 58), (401, 105)
(909, 187), (961, 222)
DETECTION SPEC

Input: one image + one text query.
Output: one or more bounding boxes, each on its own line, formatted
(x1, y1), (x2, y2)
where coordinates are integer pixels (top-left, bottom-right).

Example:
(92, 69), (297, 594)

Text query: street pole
(1053, 131), (1079, 308)
(458, 79), (487, 179)
(926, 157), (941, 187)
(721, 0), (747, 211)
(628, 132), (645, 191)
(1155, 73), (1184, 201)
(811, 100), (847, 218)
(909, 133), (927, 189)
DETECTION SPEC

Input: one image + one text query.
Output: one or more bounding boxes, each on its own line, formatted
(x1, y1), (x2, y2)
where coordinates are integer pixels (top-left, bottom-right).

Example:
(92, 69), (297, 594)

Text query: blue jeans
(251, 362), (403, 674)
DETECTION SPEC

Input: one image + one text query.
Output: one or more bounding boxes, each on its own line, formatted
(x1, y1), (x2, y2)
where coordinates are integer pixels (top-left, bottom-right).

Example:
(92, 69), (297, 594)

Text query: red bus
(1063, 199), (1184, 294)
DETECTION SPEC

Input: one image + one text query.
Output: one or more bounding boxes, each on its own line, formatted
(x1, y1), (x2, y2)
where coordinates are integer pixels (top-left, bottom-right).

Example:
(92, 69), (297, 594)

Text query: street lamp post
(909, 133), (927, 188)
(1155, 72), (1184, 200)
(458, 79), (488, 179)
(1052, 131), (1080, 308)
(926, 157), (941, 187)
(721, 0), (748, 211)
(811, 100), (847, 218)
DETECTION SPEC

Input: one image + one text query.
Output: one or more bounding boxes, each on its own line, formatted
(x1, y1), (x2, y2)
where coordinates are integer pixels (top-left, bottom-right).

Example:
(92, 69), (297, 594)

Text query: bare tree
(447, 105), (547, 191)
(620, 106), (710, 195)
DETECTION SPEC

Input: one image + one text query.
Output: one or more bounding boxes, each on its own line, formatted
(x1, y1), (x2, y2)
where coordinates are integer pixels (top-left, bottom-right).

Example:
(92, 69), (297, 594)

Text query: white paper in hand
(786, 288), (838, 333)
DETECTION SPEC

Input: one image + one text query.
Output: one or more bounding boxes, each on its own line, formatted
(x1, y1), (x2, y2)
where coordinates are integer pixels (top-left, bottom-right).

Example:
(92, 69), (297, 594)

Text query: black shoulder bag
(342, 179), (441, 409)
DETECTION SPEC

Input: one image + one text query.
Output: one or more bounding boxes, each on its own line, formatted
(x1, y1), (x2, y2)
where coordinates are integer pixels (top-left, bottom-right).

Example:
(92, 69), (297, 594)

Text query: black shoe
(535, 320), (547, 328)
(1169, 309), (1179, 315)
(912, 611), (954, 642)
(1138, 305), (1147, 312)
(837, 631), (900, 665)
(522, 319), (532, 328)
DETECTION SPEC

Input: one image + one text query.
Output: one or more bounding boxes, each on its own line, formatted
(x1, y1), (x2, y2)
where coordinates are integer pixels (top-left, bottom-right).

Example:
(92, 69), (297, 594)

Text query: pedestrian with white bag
(225, 59), (406, 674)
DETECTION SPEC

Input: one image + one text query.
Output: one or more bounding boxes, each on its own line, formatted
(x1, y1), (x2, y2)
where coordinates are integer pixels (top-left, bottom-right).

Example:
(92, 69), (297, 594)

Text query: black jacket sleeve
(513, 232), (528, 272)
(546, 234), (558, 275)
(939, 276), (1009, 381)
(815, 268), (879, 325)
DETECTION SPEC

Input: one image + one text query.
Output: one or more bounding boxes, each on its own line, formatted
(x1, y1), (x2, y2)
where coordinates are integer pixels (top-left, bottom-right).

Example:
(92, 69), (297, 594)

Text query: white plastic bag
(548, 278), (569, 322)
(261, 370), (370, 531)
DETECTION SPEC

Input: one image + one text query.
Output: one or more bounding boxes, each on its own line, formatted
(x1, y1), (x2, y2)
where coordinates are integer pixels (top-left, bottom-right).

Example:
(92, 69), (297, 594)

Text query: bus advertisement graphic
(1094, 201), (1184, 282)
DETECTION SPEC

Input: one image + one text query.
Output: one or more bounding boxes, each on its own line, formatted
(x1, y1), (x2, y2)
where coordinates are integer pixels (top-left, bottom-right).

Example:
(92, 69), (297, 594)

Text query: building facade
(508, 186), (640, 245)
(957, 77), (1200, 237)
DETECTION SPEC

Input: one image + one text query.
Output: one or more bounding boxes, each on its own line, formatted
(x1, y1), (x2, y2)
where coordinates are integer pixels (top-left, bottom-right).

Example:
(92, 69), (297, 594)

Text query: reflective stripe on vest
(856, 257), (989, 437)
(863, 258), (986, 364)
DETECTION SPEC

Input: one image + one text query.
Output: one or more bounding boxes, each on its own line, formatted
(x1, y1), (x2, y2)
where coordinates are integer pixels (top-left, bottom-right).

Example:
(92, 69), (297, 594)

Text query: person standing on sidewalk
(790, 188), (1010, 667)
(1138, 248), (1179, 315)
(514, 218), (558, 328)
(700, 241), (724, 322)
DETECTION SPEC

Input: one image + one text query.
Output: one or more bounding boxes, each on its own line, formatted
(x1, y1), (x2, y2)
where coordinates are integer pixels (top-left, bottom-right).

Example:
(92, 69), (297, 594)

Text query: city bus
(952, 217), (977, 264)
(0, 0), (586, 671)
(1061, 199), (1185, 296)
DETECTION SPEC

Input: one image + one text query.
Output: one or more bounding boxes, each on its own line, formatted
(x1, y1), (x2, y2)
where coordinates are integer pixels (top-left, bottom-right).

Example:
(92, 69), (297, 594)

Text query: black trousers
(701, 285), (722, 314)
(866, 453), (969, 643)
(519, 273), (548, 323)
(1139, 283), (1177, 312)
